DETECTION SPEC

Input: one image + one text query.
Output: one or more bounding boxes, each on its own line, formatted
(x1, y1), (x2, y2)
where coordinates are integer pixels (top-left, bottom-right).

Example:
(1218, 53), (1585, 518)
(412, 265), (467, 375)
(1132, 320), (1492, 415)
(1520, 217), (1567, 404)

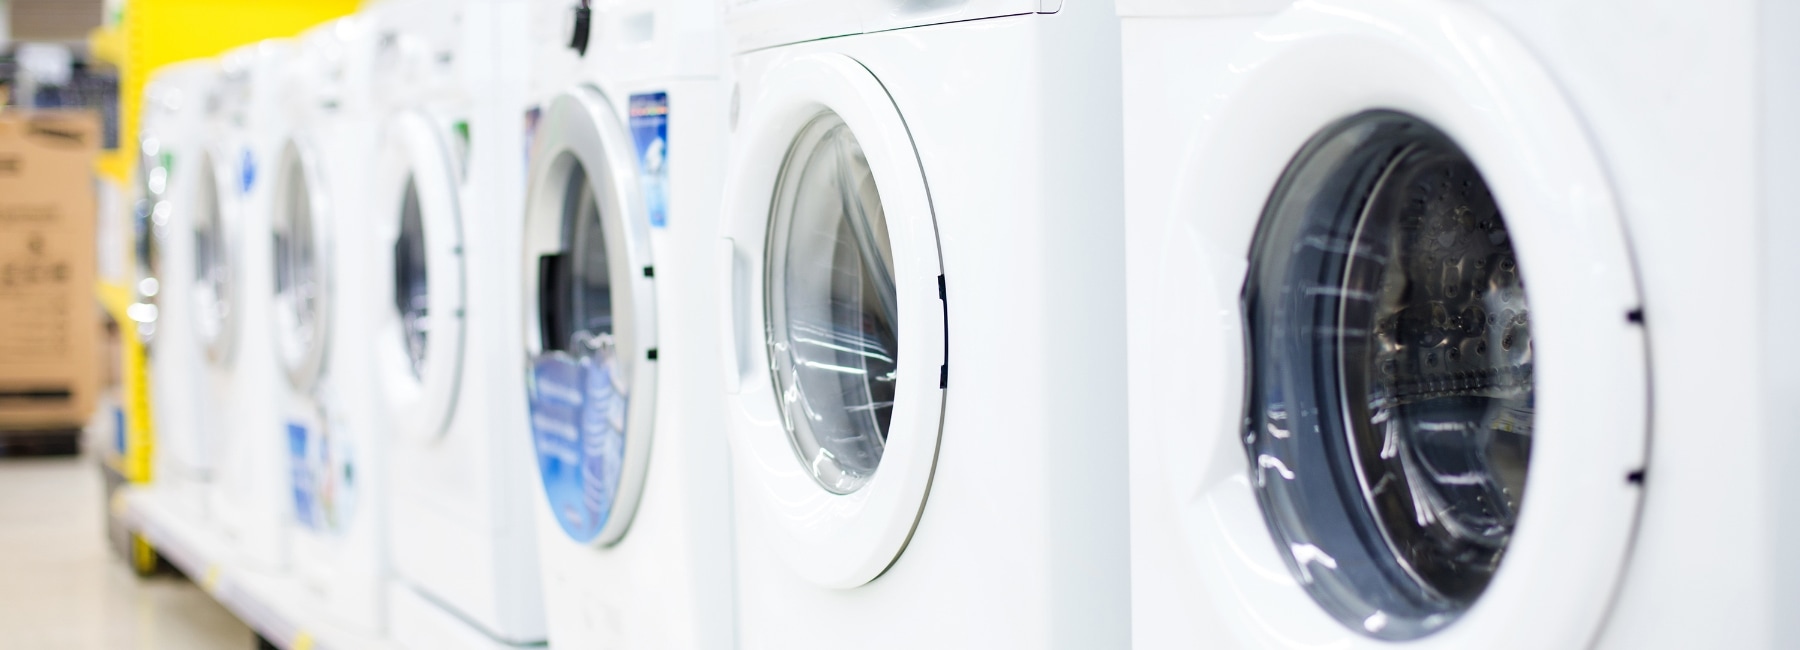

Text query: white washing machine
(268, 15), (387, 633)
(716, 1), (1129, 645)
(201, 40), (296, 571)
(517, 0), (733, 647)
(364, 0), (549, 645)
(138, 59), (220, 521)
(1121, 0), (1797, 647)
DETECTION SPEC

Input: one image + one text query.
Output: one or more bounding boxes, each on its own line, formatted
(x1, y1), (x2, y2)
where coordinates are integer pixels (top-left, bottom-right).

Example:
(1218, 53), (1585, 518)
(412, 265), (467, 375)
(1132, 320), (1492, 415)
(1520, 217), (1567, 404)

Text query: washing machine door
(1244, 111), (1541, 639)
(373, 112), (466, 441)
(133, 137), (170, 345)
(719, 53), (947, 589)
(271, 138), (332, 391)
(1151, 3), (1648, 647)
(192, 149), (237, 366)
(521, 87), (658, 546)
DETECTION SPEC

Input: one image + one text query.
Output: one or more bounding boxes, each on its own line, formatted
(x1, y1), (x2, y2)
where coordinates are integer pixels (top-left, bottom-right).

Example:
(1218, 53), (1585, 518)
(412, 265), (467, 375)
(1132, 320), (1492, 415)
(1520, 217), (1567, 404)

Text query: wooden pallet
(0, 427), (81, 456)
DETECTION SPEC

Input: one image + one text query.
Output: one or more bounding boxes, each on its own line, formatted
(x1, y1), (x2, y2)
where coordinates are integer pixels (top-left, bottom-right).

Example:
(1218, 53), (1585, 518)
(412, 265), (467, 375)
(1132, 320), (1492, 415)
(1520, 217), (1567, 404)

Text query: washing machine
(1121, 0), (1797, 647)
(365, 0), (549, 645)
(517, 0), (734, 647)
(267, 15), (387, 632)
(715, 1), (1129, 645)
(137, 60), (221, 521)
(200, 40), (296, 570)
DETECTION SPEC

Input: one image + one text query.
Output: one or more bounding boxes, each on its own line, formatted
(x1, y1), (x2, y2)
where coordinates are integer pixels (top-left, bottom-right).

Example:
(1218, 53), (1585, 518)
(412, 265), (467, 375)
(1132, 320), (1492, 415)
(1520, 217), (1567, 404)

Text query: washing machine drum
(523, 89), (659, 547)
(133, 142), (172, 343)
(393, 179), (430, 376)
(192, 151), (235, 364)
(271, 143), (330, 390)
(1242, 111), (1534, 640)
(763, 113), (901, 495)
(373, 112), (467, 444)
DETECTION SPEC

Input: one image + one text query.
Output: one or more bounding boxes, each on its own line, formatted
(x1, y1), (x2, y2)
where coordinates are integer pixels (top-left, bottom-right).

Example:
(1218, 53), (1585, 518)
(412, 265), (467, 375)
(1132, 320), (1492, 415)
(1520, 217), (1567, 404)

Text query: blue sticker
(286, 412), (357, 533)
(528, 345), (629, 544)
(629, 93), (670, 228)
(239, 148), (257, 196)
(287, 421), (319, 530)
(111, 406), (125, 456)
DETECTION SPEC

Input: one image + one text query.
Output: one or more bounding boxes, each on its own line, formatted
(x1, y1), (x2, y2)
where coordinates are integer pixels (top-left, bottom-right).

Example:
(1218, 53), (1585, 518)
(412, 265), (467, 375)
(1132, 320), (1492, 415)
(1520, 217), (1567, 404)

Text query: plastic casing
(141, 60), (222, 520)
(1121, 0), (1799, 647)
(365, 0), (549, 644)
(202, 40), (295, 572)
(718, 0), (1130, 645)
(270, 15), (389, 634)
(519, 0), (736, 647)
(724, 0), (1064, 54)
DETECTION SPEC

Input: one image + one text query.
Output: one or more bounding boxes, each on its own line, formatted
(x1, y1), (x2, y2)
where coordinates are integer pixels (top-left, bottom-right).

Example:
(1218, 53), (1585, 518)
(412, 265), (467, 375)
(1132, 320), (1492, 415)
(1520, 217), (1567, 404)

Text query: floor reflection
(0, 449), (252, 649)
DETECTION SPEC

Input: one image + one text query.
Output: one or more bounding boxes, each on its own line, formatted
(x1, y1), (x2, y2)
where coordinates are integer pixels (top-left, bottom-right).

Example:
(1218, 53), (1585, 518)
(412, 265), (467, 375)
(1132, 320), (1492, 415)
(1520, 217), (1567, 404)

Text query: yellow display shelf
(95, 280), (149, 480)
(88, 0), (362, 485)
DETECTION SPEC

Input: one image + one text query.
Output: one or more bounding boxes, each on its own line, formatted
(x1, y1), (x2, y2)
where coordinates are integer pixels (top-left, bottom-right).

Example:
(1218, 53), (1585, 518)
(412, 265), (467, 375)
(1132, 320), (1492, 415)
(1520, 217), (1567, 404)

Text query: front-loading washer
(365, 0), (549, 645)
(1471, 1), (1798, 646)
(716, 1), (1129, 645)
(268, 15), (386, 633)
(138, 59), (221, 522)
(201, 40), (297, 571)
(1122, 0), (1796, 646)
(516, 0), (733, 647)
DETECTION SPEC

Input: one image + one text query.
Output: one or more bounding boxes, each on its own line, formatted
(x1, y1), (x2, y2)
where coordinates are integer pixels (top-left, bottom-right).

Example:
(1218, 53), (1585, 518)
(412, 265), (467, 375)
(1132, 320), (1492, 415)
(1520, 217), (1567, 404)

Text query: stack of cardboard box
(0, 110), (102, 453)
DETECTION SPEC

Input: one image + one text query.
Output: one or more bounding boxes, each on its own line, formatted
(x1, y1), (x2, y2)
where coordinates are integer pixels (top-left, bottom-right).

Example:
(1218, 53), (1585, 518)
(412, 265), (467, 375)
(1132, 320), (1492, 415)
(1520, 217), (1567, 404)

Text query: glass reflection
(1242, 111), (1533, 640)
(395, 177), (430, 377)
(765, 113), (899, 495)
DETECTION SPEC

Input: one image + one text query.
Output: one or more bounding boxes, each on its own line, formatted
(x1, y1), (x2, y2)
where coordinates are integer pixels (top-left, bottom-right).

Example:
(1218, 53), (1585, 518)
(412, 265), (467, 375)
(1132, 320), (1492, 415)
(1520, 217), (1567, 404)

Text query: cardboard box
(0, 110), (102, 430)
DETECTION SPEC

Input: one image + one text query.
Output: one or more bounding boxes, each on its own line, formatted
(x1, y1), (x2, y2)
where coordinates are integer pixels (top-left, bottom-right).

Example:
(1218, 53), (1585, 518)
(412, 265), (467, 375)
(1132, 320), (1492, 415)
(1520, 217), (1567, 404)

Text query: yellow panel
(95, 280), (132, 316)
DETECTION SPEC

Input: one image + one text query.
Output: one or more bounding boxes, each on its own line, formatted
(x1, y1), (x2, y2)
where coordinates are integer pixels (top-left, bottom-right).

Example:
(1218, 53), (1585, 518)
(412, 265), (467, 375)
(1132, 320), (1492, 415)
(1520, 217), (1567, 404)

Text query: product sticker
(528, 339), (629, 544)
(111, 406), (125, 457)
(287, 421), (319, 530)
(239, 148), (257, 196)
(628, 92), (670, 228)
(314, 387), (358, 533)
(285, 397), (359, 534)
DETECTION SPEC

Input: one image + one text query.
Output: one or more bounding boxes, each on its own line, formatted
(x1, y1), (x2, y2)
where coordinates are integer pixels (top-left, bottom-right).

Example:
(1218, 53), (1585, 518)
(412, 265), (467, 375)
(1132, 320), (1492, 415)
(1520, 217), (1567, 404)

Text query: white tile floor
(0, 451), (253, 649)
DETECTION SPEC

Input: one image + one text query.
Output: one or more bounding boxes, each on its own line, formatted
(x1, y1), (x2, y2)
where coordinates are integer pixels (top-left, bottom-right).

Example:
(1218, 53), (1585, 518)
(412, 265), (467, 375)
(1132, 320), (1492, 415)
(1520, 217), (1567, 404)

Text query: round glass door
(764, 112), (899, 495)
(529, 154), (637, 544)
(394, 178), (430, 378)
(714, 54), (949, 588)
(373, 111), (466, 443)
(560, 162), (617, 355)
(522, 88), (657, 547)
(1242, 111), (1534, 640)
(132, 143), (169, 343)
(193, 152), (234, 363)
(272, 145), (330, 388)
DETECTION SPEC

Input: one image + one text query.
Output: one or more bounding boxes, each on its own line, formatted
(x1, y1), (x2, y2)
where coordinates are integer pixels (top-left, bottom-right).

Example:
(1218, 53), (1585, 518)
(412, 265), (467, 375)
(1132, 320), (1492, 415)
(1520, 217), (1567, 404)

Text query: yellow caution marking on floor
(292, 632), (316, 650)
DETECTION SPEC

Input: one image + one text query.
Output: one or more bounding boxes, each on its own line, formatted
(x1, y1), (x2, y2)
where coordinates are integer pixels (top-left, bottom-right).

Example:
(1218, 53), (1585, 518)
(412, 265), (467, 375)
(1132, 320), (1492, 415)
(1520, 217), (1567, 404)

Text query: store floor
(0, 450), (252, 649)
